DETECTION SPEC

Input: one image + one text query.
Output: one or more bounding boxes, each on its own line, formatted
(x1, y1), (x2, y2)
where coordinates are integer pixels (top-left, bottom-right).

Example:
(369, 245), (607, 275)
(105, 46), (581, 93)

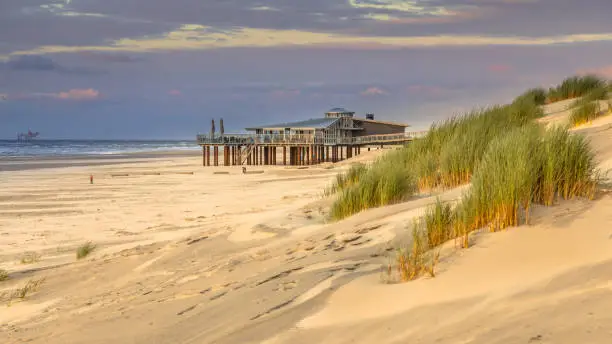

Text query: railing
(197, 133), (322, 145)
(197, 131), (428, 146)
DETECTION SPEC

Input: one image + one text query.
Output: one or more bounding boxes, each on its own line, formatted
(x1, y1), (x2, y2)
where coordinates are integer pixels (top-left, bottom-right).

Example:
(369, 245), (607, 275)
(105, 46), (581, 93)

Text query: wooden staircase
(241, 145), (255, 164)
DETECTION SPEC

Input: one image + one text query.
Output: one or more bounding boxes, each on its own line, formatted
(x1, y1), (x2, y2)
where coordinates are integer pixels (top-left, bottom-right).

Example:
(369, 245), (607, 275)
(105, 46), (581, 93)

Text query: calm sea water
(0, 139), (200, 157)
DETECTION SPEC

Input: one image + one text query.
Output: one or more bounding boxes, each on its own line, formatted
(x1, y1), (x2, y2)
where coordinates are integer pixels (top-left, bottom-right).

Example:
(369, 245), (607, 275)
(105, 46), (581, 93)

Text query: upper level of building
(325, 107), (355, 118)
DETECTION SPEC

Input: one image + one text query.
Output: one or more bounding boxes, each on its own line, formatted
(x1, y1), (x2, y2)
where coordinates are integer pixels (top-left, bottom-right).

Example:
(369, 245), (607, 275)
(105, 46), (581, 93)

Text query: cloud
(78, 52), (142, 63)
(1, 89), (101, 101)
(56, 88), (100, 100)
(1, 54), (103, 75)
(347, 0), (461, 16)
(6, 26), (612, 58)
(251, 6), (281, 12)
(3, 0), (612, 60)
(360, 87), (387, 96)
(5, 54), (58, 71)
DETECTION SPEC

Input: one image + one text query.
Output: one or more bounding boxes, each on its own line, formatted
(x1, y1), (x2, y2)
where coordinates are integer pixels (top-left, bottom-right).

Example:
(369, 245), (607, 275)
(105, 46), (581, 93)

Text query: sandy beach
(2, 106), (612, 344)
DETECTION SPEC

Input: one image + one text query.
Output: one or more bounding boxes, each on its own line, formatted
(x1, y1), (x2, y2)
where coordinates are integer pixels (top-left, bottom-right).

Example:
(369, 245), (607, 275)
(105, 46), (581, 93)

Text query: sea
(0, 139), (201, 158)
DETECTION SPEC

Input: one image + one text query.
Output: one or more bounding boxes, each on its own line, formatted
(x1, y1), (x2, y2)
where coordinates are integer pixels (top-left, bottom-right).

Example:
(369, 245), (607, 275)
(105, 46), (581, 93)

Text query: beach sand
(1, 108), (612, 343)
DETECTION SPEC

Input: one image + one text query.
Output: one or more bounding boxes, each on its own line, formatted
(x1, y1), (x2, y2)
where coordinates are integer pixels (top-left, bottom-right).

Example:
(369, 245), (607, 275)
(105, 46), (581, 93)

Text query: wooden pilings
(199, 144), (362, 167)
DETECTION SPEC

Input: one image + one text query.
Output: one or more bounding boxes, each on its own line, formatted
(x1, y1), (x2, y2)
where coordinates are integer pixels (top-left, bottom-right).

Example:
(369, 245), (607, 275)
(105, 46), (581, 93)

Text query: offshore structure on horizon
(197, 108), (426, 167)
(17, 130), (40, 142)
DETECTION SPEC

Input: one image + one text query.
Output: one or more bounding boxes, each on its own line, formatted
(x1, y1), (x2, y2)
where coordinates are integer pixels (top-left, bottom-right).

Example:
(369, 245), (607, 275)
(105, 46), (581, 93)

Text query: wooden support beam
(273, 147), (277, 165)
(283, 146), (287, 165)
(300, 146), (304, 165)
(300, 146), (303, 166)
(214, 146), (218, 166)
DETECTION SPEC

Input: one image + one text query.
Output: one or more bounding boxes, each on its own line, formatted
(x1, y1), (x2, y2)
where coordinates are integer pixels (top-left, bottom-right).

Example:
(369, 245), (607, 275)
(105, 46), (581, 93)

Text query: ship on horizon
(17, 130), (40, 142)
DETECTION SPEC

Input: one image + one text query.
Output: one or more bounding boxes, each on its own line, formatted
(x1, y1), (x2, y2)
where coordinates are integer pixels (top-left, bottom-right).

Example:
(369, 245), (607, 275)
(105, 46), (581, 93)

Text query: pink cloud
(360, 87), (387, 96)
(55, 88), (100, 100)
(168, 89), (181, 96)
(487, 64), (512, 73)
(0, 89), (101, 101)
(577, 65), (612, 78)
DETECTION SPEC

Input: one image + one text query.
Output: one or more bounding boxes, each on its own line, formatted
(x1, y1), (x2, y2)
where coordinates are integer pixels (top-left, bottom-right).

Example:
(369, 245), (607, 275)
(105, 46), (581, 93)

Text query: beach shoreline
(0, 149), (201, 172)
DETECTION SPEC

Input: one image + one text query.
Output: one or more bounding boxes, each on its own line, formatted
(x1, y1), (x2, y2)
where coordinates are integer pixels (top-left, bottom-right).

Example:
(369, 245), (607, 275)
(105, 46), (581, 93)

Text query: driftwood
(241, 167), (264, 174)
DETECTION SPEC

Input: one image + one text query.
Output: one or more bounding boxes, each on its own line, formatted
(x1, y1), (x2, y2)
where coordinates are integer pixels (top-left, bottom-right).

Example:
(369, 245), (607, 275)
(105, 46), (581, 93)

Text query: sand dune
(1, 113), (612, 343)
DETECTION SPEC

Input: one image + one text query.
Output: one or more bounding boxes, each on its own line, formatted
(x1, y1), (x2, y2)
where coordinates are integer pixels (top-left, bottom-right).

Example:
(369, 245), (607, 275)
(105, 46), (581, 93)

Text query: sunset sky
(2, 0), (612, 139)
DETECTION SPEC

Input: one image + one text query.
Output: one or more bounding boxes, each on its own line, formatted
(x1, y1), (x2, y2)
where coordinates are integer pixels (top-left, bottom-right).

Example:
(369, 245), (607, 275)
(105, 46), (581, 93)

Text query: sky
(1, 0), (612, 140)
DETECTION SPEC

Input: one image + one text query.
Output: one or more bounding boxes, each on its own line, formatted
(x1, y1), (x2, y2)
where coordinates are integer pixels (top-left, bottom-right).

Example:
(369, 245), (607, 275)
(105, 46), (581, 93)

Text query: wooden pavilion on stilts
(197, 109), (425, 167)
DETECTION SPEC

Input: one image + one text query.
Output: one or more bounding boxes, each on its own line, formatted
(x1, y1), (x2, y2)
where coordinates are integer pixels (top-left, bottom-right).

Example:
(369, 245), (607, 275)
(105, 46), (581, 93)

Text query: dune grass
(393, 224), (439, 282)
(452, 125), (595, 236)
(423, 198), (454, 248)
(325, 163), (367, 196)
(2, 278), (46, 305)
(516, 87), (547, 105)
(0, 269), (8, 282)
(330, 98), (543, 220)
(389, 124), (598, 282)
(546, 75), (608, 103)
(76, 241), (96, 260)
(20, 252), (41, 265)
(568, 86), (610, 126)
(330, 160), (417, 220)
